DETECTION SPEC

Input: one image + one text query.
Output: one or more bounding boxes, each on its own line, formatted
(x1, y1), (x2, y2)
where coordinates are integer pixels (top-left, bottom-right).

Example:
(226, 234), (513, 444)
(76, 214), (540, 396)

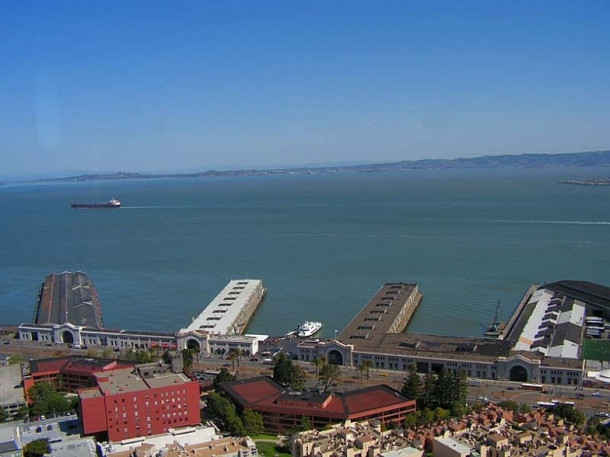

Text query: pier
(180, 279), (266, 336)
(337, 283), (422, 341)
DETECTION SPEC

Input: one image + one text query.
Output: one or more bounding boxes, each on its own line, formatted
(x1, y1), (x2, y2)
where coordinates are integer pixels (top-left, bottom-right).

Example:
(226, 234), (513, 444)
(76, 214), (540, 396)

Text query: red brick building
(23, 356), (134, 404)
(79, 365), (200, 442)
(221, 377), (416, 433)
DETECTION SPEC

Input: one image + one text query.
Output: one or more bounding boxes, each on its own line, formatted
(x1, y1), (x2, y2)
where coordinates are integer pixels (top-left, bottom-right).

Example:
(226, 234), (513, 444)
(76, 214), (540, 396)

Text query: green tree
(417, 408), (434, 426)
(401, 365), (422, 402)
(291, 365), (308, 390)
(124, 349), (153, 364)
(24, 440), (50, 457)
(16, 405), (29, 420)
(361, 360), (372, 379)
(288, 415), (313, 436)
(213, 368), (237, 391)
(313, 356), (326, 379)
(28, 383), (70, 416)
(550, 404), (586, 426)
(499, 400), (519, 413)
(319, 363), (341, 391)
(228, 350), (239, 371)
(518, 403), (532, 414)
(419, 374), (436, 410)
(273, 353), (299, 386)
(182, 348), (195, 371)
(433, 407), (450, 422)
(242, 409), (264, 435)
(434, 368), (452, 409)
(207, 392), (246, 436)
(403, 412), (418, 429)
(0, 408), (8, 422)
(452, 370), (468, 409)
(357, 363), (366, 381)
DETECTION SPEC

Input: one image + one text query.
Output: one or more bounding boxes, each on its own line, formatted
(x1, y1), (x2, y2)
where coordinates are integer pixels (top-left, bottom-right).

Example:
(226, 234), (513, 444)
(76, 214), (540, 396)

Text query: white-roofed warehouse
(181, 279), (266, 336)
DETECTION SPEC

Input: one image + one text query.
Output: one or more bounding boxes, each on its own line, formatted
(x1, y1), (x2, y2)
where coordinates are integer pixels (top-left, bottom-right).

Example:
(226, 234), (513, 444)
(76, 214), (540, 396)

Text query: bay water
(1, 168), (609, 338)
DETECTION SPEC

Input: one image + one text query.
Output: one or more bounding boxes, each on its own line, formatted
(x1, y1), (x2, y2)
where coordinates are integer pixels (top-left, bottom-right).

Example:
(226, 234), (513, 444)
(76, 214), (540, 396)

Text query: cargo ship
(71, 198), (121, 209)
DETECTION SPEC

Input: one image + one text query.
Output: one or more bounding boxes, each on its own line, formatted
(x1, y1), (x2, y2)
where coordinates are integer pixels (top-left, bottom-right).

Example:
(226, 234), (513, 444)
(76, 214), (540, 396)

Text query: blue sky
(1, 1), (609, 176)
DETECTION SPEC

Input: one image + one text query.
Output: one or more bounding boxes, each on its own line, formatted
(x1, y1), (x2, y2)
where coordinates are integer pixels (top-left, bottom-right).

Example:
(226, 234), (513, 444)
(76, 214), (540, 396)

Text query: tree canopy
(207, 392), (246, 436)
(318, 363), (341, 391)
(28, 383), (70, 416)
(401, 366), (467, 414)
(213, 368), (237, 390)
(273, 353), (307, 389)
(24, 440), (50, 457)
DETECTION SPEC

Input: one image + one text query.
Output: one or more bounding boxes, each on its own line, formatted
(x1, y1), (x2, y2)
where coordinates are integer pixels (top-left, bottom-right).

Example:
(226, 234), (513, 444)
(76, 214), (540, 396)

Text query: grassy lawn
(255, 441), (291, 457)
(583, 339), (610, 362)
(250, 433), (279, 441)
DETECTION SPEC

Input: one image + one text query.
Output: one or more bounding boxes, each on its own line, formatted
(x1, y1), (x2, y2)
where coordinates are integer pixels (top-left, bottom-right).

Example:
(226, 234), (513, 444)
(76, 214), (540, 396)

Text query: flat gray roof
(354, 332), (513, 363)
(34, 272), (104, 329)
(0, 365), (25, 407)
(338, 283), (420, 341)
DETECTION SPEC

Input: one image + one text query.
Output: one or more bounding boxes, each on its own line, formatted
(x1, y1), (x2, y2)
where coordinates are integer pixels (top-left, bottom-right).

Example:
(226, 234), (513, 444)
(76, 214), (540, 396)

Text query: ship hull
(71, 203), (121, 209)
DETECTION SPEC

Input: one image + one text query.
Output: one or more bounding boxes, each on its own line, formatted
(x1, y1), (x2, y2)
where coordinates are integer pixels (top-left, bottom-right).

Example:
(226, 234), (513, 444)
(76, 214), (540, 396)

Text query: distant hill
(12, 149), (610, 183)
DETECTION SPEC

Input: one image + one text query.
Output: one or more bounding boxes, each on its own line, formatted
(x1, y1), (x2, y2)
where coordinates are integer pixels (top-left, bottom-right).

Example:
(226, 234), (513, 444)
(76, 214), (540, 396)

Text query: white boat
(297, 321), (323, 338)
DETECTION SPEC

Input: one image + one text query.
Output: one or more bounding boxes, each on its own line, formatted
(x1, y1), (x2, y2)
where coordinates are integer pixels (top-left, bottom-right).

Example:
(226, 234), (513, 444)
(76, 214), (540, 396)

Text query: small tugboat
(296, 321), (323, 338)
(71, 198), (121, 209)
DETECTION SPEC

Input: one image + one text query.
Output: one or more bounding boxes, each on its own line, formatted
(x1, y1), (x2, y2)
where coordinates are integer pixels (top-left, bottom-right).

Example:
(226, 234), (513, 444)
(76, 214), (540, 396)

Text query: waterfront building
(297, 280), (610, 387)
(220, 376), (416, 433)
(34, 272), (104, 330)
(18, 275), (264, 357)
(15, 273), (610, 387)
(178, 279), (266, 339)
(338, 283), (423, 342)
(17, 322), (177, 351)
(79, 364), (200, 442)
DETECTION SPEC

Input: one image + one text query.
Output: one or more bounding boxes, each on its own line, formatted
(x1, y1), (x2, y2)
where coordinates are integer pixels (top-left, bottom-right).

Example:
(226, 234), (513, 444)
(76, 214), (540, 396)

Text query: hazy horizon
(2, 1), (610, 175)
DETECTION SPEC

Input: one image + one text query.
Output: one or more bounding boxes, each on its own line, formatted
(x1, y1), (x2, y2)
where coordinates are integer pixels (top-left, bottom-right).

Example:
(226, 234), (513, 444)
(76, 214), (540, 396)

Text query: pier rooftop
(180, 279), (265, 336)
(34, 271), (104, 329)
(338, 283), (422, 342)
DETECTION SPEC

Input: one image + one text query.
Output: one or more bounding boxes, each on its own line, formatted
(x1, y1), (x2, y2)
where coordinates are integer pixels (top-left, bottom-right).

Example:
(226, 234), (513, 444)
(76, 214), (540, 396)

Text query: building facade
(79, 365), (200, 442)
(221, 377), (416, 433)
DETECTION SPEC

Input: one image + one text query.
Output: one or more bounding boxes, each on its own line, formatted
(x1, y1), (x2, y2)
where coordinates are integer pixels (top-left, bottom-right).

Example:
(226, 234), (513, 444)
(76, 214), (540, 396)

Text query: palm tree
(313, 357), (324, 379)
(357, 363), (366, 380)
(228, 350), (238, 371)
(362, 360), (372, 379)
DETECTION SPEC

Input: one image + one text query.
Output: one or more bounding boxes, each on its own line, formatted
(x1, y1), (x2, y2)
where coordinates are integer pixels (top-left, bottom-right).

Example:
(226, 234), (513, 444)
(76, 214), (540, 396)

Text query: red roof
(221, 376), (415, 420)
(29, 356), (134, 377)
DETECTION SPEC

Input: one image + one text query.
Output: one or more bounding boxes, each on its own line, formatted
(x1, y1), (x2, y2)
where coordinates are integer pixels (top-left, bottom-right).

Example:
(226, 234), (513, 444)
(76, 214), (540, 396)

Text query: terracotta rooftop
(221, 376), (414, 420)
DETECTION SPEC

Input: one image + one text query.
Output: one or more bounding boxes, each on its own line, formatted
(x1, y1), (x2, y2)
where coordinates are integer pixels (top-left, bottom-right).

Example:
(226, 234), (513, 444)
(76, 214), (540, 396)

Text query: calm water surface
(1, 168), (609, 337)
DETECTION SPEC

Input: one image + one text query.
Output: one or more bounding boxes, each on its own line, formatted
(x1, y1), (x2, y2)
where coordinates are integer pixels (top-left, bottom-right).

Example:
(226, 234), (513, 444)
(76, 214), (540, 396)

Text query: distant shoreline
(3, 149), (610, 185)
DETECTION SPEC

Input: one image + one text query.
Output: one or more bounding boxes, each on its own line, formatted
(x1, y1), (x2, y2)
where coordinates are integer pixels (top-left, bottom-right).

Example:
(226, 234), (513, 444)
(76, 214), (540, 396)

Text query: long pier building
(293, 280), (610, 388)
(179, 279), (265, 336)
(34, 272), (104, 329)
(19, 274), (265, 357)
(338, 282), (422, 342)
(17, 273), (610, 388)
